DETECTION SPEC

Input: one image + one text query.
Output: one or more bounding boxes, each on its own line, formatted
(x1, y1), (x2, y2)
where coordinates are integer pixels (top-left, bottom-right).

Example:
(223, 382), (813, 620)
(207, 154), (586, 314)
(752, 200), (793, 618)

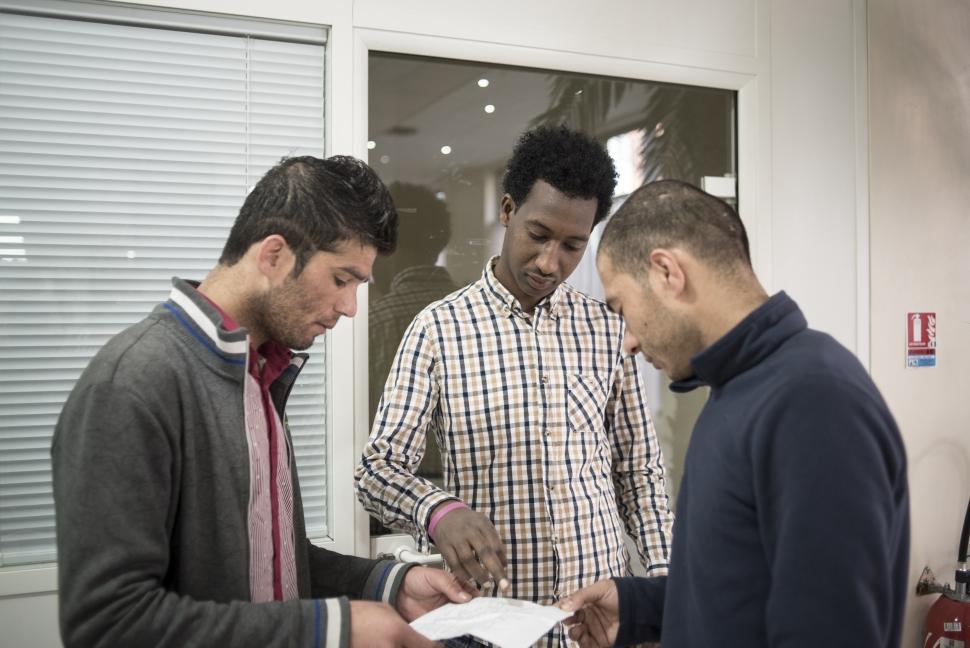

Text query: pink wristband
(428, 501), (468, 540)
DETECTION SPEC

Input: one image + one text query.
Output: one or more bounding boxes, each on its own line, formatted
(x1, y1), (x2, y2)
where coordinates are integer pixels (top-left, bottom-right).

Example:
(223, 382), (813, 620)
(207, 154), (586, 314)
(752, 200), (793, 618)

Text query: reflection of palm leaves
(531, 77), (696, 186)
(531, 77), (630, 133)
(639, 87), (693, 182)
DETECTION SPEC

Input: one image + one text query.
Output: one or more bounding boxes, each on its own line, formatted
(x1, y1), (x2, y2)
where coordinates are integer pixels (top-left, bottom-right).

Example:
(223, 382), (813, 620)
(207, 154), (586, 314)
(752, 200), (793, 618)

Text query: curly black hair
(502, 125), (617, 226)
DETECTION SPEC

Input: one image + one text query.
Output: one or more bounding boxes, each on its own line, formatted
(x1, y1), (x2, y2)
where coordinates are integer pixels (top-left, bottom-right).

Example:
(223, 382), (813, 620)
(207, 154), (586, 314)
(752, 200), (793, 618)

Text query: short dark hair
(502, 125), (617, 226)
(599, 179), (750, 275)
(220, 155), (397, 274)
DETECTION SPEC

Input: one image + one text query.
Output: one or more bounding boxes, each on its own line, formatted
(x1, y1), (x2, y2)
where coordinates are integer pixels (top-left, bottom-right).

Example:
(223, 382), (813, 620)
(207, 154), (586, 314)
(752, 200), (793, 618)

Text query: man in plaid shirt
(355, 126), (674, 647)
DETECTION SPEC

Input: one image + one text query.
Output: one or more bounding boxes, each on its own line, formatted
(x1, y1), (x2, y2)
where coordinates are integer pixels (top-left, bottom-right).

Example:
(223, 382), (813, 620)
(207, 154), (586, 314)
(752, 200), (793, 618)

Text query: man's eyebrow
(525, 219), (590, 243)
(337, 266), (370, 282)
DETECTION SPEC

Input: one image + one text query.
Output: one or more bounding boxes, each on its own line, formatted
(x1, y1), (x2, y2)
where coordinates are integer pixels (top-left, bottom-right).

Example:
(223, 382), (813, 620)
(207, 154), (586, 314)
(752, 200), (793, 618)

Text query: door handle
(394, 546), (445, 565)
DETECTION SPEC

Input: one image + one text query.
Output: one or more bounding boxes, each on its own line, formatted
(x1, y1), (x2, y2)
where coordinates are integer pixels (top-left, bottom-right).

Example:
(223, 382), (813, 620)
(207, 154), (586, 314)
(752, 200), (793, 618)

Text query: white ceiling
(367, 53), (662, 188)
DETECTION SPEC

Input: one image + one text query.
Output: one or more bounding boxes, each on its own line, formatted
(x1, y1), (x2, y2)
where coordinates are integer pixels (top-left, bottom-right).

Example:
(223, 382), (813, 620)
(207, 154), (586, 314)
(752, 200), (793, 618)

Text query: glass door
(364, 51), (736, 561)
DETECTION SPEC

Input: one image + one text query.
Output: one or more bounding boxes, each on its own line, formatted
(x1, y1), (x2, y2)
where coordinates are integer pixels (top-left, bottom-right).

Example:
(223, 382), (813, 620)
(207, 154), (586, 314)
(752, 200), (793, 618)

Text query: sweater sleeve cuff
(613, 576), (665, 646)
(318, 597), (351, 648)
(362, 559), (415, 605)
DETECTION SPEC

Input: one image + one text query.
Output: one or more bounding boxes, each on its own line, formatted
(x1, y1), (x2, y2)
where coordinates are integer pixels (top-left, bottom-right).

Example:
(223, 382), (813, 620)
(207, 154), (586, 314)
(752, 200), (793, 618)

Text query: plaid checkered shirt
(356, 258), (673, 647)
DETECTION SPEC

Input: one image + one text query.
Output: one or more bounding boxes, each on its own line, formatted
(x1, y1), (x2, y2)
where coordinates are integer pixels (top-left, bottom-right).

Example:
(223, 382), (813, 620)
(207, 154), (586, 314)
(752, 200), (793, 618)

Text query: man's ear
(648, 248), (687, 298)
(254, 234), (295, 282)
(499, 194), (515, 227)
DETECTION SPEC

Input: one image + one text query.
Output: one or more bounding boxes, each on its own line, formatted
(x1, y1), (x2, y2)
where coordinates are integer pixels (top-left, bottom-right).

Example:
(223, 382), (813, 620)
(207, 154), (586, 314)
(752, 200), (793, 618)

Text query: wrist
(428, 500), (468, 540)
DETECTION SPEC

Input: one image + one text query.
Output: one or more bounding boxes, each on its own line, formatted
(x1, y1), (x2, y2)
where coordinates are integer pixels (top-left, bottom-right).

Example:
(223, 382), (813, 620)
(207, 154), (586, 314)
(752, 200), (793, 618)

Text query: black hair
(502, 125), (617, 226)
(219, 155), (397, 274)
(599, 179), (751, 275)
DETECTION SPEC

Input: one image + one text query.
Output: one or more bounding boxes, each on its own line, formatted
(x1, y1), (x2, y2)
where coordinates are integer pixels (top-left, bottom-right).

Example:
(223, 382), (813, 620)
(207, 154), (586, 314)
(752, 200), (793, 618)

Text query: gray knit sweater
(52, 278), (410, 648)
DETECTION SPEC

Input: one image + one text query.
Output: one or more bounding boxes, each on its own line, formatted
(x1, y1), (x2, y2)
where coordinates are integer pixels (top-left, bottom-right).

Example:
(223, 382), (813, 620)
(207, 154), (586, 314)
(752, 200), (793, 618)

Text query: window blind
(0, 7), (329, 567)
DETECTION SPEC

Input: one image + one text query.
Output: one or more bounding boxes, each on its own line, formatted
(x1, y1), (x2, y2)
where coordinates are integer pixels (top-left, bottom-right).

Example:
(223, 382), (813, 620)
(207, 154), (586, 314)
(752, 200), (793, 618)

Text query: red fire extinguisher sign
(907, 312), (937, 368)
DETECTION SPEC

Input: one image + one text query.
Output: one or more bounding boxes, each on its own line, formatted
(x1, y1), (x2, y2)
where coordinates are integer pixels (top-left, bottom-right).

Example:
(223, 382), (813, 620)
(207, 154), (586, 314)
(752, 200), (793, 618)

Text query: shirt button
(543, 429), (550, 438)
(540, 375), (549, 384)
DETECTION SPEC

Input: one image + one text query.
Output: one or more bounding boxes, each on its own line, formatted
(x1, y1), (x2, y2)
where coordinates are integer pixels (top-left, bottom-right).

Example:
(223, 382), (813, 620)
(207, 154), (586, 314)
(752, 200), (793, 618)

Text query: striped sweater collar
(164, 277), (250, 363)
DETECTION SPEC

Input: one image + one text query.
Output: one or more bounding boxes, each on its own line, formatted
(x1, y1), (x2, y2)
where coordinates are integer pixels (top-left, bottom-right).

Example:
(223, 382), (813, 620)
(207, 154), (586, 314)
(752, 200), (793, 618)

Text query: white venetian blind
(0, 5), (329, 567)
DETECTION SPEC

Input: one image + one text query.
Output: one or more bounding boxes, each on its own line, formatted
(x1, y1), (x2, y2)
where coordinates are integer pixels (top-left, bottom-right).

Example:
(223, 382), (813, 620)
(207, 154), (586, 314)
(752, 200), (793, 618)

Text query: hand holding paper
(410, 596), (570, 648)
(557, 580), (620, 648)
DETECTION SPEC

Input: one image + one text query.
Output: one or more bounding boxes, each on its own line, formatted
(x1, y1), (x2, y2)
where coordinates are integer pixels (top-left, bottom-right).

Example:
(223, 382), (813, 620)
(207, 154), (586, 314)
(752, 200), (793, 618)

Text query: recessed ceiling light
(440, 145), (452, 155)
(478, 78), (489, 88)
(484, 104), (495, 114)
(367, 140), (376, 150)
(379, 155), (390, 164)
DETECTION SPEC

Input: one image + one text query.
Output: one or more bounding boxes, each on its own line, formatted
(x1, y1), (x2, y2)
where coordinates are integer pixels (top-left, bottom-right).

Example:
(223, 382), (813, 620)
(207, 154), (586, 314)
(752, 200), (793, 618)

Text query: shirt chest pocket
(565, 373), (609, 432)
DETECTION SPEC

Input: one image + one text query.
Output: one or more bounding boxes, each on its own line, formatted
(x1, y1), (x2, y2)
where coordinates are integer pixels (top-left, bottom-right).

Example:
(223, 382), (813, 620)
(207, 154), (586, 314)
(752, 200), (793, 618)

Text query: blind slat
(0, 8), (329, 567)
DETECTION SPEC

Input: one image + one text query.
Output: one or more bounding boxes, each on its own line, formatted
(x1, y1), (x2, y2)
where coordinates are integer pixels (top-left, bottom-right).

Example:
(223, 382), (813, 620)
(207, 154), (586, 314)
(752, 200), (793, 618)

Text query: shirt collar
(481, 256), (565, 319)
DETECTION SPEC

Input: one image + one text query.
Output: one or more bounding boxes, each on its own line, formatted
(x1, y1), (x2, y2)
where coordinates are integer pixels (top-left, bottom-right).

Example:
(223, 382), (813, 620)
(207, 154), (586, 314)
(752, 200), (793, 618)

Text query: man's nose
(622, 328), (641, 356)
(336, 288), (358, 318)
(535, 243), (558, 276)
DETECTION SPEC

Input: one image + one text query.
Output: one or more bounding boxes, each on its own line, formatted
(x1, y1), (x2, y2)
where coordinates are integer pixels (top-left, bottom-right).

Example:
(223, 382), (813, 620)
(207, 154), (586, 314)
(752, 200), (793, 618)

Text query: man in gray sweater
(52, 156), (473, 648)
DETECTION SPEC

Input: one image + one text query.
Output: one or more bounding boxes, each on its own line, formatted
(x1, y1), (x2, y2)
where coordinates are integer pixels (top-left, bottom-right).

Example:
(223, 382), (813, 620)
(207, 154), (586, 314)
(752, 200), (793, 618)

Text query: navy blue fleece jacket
(614, 292), (909, 647)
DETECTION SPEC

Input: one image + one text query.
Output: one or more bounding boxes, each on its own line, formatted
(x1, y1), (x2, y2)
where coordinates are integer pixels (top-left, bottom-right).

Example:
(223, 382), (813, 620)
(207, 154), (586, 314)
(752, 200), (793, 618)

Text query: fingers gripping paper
(410, 597), (571, 648)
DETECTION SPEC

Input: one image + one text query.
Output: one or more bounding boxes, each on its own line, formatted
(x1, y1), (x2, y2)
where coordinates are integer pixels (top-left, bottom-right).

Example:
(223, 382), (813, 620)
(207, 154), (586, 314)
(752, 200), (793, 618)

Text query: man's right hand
(349, 601), (439, 647)
(557, 579), (620, 648)
(430, 504), (509, 591)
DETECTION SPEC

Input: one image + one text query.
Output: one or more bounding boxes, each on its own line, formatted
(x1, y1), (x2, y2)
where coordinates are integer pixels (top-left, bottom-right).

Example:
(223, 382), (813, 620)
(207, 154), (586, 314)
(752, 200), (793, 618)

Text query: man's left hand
(396, 566), (479, 622)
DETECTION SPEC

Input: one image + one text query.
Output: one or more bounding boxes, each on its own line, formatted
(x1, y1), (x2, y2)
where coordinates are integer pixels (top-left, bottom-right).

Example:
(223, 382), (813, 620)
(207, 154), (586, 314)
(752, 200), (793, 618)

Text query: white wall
(770, 0), (869, 355)
(0, 0), (875, 644)
(0, 593), (59, 648)
(868, 0), (970, 644)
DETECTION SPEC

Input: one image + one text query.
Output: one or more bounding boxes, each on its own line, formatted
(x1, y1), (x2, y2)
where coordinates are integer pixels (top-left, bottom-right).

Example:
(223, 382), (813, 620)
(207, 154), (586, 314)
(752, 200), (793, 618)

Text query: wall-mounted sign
(906, 312), (936, 368)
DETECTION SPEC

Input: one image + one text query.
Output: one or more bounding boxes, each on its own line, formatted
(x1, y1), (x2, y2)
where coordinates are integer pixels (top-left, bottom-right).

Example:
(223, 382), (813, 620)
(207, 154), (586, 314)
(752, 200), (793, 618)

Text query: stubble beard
(246, 282), (313, 351)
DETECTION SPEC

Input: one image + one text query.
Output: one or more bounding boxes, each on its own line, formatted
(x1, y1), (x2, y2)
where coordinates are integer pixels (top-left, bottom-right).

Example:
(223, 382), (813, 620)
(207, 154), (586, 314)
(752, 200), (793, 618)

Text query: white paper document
(410, 596), (571, 648)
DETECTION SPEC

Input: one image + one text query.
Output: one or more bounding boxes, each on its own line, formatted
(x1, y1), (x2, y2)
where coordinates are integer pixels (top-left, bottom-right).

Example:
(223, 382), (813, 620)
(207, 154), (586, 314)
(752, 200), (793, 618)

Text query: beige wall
(868, 0), (970, 643)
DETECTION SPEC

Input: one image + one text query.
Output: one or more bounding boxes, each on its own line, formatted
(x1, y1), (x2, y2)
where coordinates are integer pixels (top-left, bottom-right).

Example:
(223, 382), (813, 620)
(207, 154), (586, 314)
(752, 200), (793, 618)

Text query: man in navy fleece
(558, 179), (909, 647)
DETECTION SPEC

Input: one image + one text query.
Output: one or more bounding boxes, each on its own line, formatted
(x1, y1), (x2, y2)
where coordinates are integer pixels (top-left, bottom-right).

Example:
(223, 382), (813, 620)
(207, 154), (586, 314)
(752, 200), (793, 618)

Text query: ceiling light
(367, 140), (377, 150)
(484, 104), (495, 114)
(478, 78), (489, 88)
(440, 145), (452, 155)
(379, 155), (390, 164)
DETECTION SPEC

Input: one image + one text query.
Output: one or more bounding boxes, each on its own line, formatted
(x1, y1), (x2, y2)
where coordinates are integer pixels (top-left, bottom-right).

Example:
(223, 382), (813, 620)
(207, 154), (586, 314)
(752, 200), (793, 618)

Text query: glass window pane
(367, 53), (736, 537)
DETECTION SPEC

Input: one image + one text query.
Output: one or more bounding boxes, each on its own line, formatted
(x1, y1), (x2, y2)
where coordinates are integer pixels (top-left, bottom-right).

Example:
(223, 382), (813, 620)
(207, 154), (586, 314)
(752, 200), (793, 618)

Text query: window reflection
(369, 183), (457, 488)
(367, 52), (735, 537)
